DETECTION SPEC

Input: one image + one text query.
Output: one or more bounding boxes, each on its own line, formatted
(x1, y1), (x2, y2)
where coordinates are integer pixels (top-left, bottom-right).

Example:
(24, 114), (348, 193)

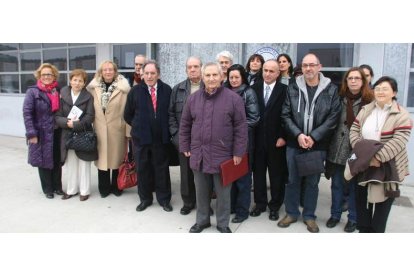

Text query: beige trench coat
(86, 75), (131, 170)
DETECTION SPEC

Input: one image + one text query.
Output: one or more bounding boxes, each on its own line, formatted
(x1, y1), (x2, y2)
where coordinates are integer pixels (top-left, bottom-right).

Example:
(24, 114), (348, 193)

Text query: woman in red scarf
(23, 63), (63, 199)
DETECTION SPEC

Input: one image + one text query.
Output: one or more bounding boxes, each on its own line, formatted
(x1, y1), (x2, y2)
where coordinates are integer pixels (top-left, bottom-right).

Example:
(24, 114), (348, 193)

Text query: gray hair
(201, 62), (223, 76)
(186, 56), (203, 68)
(216, 51), (233, 62)
(143, 60), (160, 74)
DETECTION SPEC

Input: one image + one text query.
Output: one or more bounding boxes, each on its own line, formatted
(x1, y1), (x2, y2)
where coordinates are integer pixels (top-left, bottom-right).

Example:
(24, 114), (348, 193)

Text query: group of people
(23, 50), (412, 233)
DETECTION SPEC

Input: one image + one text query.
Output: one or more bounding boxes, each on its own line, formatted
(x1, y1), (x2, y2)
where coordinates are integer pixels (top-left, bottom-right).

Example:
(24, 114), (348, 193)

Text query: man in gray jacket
(278, 53), (340, 233)
(169, 56), (203, 215)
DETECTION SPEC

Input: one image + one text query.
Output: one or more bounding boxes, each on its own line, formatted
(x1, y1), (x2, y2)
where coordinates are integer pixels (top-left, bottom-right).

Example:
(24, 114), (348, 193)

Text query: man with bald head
(129, 54), (146, 87)
(169, 56), (204, 215)
(250, 59), (288, 222)
(279, 53), (340, 233)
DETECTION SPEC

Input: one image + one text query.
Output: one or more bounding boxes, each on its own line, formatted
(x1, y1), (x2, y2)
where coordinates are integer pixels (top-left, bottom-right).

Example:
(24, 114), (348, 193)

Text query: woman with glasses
(23, 63), (64, 199)
(277, 53), (294, 85)
(348, 76), (411, 232)
(55, 69), (97, 201)
(87, 61), (131, 198)
(225, 64), (260, 223)
(245, 54), (265, 86)
(326, 67), (374, 232)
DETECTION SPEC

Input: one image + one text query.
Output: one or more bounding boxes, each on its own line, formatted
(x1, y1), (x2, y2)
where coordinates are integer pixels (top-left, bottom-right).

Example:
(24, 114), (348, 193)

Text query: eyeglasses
(41, 73), (54, 78)
(374, 87), (392, 92)
(301, 63), (319, 68)
(347, 77), (362, 81)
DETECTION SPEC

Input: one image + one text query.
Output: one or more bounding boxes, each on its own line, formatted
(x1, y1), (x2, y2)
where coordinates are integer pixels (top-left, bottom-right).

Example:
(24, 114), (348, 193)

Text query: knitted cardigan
(350, 100), (412, 182)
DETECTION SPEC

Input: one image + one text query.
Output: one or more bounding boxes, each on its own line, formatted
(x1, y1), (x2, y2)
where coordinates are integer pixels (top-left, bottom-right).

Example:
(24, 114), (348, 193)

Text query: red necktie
(150, 86), (157, 111)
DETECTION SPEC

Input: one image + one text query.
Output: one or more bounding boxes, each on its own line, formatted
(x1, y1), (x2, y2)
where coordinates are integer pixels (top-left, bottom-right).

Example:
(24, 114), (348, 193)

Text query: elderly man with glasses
(278, 53), (340, 233)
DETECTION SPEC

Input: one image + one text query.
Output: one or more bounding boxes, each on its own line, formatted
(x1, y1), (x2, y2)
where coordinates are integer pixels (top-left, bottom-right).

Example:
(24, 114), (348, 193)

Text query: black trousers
(98, 169), (119, 195)
(179, 152), (196, 207)
(135, 142), (171, 205)
(355, 184), (394, 233)
(253, 145), (287, 211)
(38, 129), (62, 194)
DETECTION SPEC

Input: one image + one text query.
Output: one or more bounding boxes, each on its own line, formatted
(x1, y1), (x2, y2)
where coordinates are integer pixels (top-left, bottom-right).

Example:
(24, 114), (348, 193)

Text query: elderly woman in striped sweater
(349, 76), (412, 233)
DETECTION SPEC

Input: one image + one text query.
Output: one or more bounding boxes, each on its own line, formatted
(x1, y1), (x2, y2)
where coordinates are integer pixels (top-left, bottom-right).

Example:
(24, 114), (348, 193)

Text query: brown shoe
(80, 195), (89, 201)
(62, 192), (79, 200)
(304, 219), (320, 233)
(277, 215), (298, 228)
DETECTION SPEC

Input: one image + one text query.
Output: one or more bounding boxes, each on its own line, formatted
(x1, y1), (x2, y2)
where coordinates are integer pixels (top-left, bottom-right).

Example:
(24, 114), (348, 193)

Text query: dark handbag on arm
(65, 124), (97, 152)
(294, 149), (325, 177)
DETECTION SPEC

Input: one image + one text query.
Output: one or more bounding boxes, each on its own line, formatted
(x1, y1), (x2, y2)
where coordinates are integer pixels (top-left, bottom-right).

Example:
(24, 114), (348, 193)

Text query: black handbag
(65, 126), (97, 152)
(294, 149), (325, 177)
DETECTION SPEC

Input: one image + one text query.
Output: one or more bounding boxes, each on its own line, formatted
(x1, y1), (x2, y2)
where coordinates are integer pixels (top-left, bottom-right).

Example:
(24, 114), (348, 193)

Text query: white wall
(0, 96), (25, 137)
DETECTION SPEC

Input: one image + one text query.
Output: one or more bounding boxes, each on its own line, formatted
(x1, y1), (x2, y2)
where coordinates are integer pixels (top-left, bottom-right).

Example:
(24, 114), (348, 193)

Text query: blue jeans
(284, 146), (325, 221)
(330, 164), (357, 223)
(231, 171), (252, 219)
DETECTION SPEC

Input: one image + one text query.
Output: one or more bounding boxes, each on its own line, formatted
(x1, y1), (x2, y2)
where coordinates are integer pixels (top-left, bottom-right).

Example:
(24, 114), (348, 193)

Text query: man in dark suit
(124, 60), (173, 212)
(169, 56), (204, 215)
(250, 59), (288, 221)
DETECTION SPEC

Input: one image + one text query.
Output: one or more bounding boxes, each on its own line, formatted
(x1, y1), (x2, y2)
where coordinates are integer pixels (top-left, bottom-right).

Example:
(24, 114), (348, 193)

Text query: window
(112, 43), (147, 82)
(0, 44), (96, 94)
(297, 43), (354, 87)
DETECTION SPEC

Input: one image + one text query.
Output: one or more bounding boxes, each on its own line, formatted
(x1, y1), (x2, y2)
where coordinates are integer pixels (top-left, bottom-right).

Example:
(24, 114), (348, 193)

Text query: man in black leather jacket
(168, 56), (204, 215)
(278, 53), (340, 233)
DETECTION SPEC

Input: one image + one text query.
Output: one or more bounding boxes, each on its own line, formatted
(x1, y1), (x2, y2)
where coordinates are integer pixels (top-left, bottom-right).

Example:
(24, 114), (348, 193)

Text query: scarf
(133, 73), (141, 85)
(100, 79), (118, 111)
(345, 90), (363, 129)
(37, 80), (59, 112)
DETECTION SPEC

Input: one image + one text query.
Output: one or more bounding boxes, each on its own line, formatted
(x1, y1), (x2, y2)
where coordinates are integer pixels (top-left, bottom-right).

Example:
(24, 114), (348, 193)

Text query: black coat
(282, 75), (340, 150)
(252, 81), (288, 150)
(55, 86), (98, 162)
(124, 79), (172, 145)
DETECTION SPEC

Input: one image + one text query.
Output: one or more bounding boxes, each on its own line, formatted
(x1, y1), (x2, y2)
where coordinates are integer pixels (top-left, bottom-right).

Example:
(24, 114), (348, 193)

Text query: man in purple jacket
(179, 62), (248, 233)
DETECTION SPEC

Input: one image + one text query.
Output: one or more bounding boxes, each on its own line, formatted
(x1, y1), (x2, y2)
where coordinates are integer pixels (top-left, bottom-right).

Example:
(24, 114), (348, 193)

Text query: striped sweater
(350, 100), (412, 182)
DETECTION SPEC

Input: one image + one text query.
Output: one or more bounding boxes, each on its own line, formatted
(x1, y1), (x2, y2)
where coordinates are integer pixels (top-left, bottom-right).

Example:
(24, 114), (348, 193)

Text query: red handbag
(117, 150), (138, 190)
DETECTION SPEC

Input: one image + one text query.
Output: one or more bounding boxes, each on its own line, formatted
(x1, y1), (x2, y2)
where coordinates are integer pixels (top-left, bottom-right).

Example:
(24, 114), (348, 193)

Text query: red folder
(220, 153), (249, 186)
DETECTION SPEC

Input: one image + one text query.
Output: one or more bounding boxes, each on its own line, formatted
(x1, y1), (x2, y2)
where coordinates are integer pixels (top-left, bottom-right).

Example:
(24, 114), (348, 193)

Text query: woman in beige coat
(87, 60), (131, 197)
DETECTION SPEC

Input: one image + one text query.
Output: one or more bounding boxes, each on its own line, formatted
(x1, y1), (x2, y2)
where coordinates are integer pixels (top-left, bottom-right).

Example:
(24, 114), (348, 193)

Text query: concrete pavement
(0, 134), (413, 233)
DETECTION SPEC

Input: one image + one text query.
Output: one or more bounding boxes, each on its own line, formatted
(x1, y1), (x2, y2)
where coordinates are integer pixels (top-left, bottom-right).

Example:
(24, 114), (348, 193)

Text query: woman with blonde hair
(23, 63), (64, 199)
(87, 60), (131, 198)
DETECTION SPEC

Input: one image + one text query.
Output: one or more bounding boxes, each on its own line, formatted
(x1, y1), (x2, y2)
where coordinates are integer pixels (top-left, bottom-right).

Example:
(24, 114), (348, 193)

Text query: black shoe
(189, 223), (211, 233)
(45, 193), (54, 199)
(269, 210), (279, 221)
(111, 188), (123, 197)
(231, 216), (247, 223)
(249, 206), (265, 217)
(55, 190), (64, 196)
(344, 221), (357, 233)
(326, 217), (340, 228)
(217, 226), (232, 233)
(180, 205), (194, 215)
(162, 202), (173, 212)
(100, 192), (110, 198)
(136, 201), (152, 212)
(210, 207), (214, 216)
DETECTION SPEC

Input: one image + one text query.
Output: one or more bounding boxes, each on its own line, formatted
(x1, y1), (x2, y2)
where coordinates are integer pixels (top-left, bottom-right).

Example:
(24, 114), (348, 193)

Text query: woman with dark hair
(245, 54), (265, 86)
(56, 69), (97, 201)
(359, 64), (374, 88)
(23, 63), (64, 199)
(226, 64), (260, 223)
(277, 53), (294, 85)
(326, 67), (374, 232)
(349, 76), (411, 232)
